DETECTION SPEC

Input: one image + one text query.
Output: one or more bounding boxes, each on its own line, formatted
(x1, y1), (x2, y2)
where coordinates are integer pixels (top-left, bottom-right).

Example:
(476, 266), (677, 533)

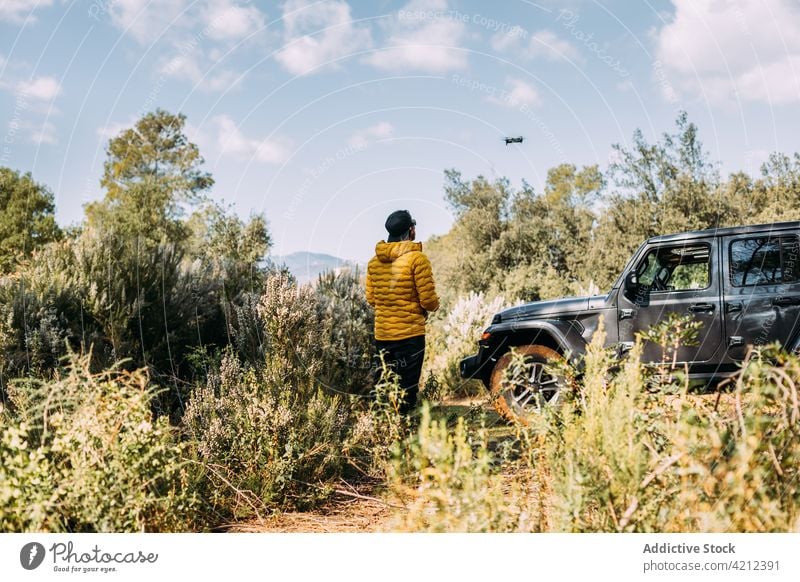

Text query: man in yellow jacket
(366, 210), (439, 413)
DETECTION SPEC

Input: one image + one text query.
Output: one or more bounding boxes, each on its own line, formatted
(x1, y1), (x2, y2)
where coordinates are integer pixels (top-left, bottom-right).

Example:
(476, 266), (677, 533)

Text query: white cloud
(11, 119), (58, 145)
(528, 30), (581, 62)
(275, 0), (372, 76)
(108, 0), (268, 45)
(28, 120), (57, 145)
(96, 119), (138, 142)
(491, 28), (581, 62)
(0, 0), (53, 22)
(159, 53), (241, 92)
(347, 122), (394, 147)
(1, 74), (60, 143)
(105, 1), (264, 93)
(487, 78), (541, 108)
(654, 0), (800, 104)
(208, 114), (292, 164)
(490, 26), (526, 53)
(108, 0), (187, 44)
(17, 76), (61, 101)
(366, 0), (467, 73)
(204, 0), (265, 41)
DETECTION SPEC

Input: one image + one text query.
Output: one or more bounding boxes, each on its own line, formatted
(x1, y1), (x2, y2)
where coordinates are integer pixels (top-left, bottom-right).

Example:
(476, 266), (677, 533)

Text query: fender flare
(484, 319), (589, 365)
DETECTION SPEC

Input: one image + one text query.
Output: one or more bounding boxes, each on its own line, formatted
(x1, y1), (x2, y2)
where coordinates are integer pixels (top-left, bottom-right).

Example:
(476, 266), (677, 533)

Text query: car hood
(498, 296), (591, 321)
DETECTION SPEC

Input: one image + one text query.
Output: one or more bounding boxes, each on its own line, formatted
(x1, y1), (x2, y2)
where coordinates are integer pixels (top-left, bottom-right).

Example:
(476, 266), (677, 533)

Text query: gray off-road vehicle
(460, 221), (800, 421)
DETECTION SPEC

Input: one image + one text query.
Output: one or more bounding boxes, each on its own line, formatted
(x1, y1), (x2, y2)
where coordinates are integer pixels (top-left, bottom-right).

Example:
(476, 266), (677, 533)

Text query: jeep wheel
(489, 344), (569, 424)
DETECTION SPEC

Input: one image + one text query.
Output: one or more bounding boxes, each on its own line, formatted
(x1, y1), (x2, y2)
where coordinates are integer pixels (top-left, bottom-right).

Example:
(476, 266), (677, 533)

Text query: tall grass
(392, 313), (800, 533)
(388, 405), (534, 532)
(4, 280), (799, 533)
(666, 347), (800, 532)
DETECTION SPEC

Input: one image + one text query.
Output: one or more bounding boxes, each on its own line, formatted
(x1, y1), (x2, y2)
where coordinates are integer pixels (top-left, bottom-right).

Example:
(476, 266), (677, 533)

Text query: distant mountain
(268, 251), (364, 284)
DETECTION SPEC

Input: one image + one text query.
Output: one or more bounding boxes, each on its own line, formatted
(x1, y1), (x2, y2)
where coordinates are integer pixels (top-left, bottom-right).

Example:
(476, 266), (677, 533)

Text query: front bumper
(459, 328), (507, 385)
(459, 354), (481, 379)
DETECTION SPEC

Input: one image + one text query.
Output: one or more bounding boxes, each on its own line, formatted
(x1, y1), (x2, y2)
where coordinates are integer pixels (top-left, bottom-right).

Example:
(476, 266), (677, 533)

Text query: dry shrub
(184, 352), (356, 517)
(315, 269), (374, 394)
(183, 356), (411, 520)
(666, 346), (800, 532)
(183, 272), (388, 518)
(388, 405), (537, 532)
(532, 326), (800, 532)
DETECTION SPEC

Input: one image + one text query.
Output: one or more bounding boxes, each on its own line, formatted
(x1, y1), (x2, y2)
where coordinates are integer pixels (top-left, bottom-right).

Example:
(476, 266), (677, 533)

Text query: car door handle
(725, 302), (743, 313)
(772, 296), (800, 307)
(728, 336), (745, 348)
(688, 303), (715, 313)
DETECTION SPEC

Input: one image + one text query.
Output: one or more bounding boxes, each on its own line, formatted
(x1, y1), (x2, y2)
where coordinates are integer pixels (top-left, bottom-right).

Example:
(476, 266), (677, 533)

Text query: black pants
(373, 335), (425, 414)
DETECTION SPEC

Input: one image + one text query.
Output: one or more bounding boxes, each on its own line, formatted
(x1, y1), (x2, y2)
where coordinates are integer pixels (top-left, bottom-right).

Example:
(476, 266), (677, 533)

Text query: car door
(617, 238), (723, 364)
(723, 232), (800, 360)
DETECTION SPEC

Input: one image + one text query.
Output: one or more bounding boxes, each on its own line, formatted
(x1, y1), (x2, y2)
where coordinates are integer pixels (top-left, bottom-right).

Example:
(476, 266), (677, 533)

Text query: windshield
(609, 240), (647, 291)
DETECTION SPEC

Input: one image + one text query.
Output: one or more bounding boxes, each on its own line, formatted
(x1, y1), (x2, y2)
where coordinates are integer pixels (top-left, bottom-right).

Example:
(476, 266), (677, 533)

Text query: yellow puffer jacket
(366, 240), (440, 341)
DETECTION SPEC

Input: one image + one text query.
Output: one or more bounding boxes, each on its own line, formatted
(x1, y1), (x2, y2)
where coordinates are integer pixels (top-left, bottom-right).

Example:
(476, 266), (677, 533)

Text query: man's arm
(365, 261), (375, 307)
(413, 253), (440, 312)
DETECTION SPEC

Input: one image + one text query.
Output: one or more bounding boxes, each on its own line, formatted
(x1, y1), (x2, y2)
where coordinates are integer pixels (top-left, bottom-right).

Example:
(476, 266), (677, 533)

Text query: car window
(637, 244), (710, 291)
(730, 235), (800, 286)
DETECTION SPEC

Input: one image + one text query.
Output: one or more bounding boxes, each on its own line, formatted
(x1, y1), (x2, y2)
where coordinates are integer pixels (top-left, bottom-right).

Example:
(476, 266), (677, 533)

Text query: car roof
(647, 221), (800, 244)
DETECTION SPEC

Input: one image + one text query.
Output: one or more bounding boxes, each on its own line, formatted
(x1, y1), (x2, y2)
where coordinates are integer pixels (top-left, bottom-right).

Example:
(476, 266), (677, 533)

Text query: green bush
(183, 271), (380, 517)
(184, 352), (358, 516)
(315, 268), (374, 394)
(346, 355), (411, 478)
(0, 422), (58, 531)
(1, 354), (198, 532)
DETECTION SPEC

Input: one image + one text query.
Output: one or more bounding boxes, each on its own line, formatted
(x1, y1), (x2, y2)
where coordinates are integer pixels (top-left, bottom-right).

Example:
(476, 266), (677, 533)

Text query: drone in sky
(503, 136), (524, 145)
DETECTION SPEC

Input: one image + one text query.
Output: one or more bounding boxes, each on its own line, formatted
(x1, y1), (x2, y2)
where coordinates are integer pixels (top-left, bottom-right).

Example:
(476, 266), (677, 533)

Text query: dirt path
(227, 491), (395, 533)
(225, 392), (735, 533)
(227, 397), (497, 533)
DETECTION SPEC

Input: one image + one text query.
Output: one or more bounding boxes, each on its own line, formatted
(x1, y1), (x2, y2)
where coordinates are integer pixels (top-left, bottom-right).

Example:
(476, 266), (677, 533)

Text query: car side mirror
(624, 271), (638, 291)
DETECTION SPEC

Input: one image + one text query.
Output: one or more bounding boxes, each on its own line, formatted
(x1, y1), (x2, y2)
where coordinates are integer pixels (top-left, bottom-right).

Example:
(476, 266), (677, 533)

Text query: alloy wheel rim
(508, 361), (561, 412)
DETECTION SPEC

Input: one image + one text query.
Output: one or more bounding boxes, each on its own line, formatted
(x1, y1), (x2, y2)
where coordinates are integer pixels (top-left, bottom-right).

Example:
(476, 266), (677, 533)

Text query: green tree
(426, 171), (511, 306)
(0, 168), (61, 273)
(187, 203), (271, 293)
(746, 153), (800, 223)
(428, 166), (604, 304)
(74, 110), (214, 370)
(87, 108), (213, 241)
(592, 111), (735, 289)
(0, 111), (278, 413)
(497, 165), (602, 299)
(185, 204), (272, 362)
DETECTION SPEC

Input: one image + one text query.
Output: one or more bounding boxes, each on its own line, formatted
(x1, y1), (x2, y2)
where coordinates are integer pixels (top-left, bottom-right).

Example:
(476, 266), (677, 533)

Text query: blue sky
(1, 0), (799, 262)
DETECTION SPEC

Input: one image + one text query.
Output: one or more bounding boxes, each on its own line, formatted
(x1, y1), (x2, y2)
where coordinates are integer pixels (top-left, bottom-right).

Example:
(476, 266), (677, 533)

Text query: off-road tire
(489, 344), (569, 425)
